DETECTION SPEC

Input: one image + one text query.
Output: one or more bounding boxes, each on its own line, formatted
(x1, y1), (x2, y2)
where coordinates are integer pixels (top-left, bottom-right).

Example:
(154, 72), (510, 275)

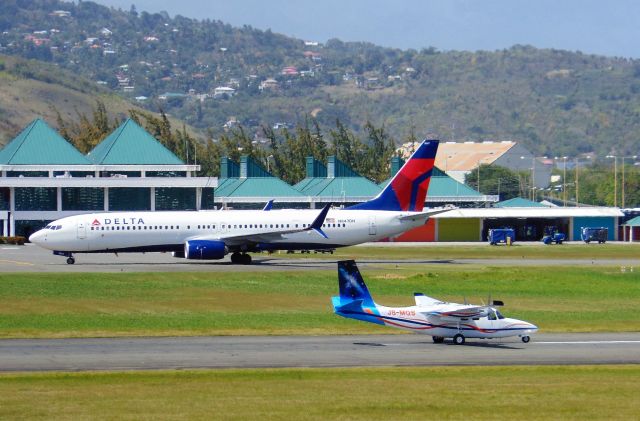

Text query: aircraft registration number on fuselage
(386, 309), (416, 317)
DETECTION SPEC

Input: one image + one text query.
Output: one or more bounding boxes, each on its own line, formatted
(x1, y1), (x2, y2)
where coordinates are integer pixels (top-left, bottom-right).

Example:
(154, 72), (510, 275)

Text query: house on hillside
(259, 78), (279, 92)
(213, 86), (236, 99)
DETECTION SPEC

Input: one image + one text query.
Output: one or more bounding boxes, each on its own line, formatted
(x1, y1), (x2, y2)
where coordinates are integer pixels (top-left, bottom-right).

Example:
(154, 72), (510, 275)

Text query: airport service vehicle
(581, 227), (608, 244)
(332, 260), (538, 345)
(488, 228), (515, 245)
(542, 232), (566, 245)
(29, 140), (447, 265)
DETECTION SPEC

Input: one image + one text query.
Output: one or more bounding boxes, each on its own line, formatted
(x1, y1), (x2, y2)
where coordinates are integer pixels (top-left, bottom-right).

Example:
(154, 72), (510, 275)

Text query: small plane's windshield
(488, 310), (497, 320)
(495, 310), (505, 319)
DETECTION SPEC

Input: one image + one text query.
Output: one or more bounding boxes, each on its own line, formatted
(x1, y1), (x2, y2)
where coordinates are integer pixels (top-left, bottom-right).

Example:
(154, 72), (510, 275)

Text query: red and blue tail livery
(348, 139), (439, 212)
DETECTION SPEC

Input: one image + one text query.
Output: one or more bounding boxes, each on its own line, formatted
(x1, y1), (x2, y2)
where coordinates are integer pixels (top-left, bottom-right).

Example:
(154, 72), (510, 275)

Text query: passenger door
(368, 216), (377, 235)
(77, 221), (87, 239)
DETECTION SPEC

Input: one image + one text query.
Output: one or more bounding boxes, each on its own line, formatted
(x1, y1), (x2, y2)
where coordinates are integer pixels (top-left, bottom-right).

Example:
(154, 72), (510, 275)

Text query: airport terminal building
(0, 118), (625, 241)
(0, 119), (217, 237)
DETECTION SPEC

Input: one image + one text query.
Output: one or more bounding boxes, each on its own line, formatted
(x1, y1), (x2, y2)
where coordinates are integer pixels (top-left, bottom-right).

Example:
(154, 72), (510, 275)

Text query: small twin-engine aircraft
(332, 260), (538, 345)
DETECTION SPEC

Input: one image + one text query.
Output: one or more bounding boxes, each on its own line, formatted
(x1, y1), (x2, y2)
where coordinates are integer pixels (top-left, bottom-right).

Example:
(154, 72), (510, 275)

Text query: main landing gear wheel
(230, 252), (252, 265)
(432, 336), (445, 344)
(66, 257), (75, 265)
(453, 334), (465, 345)
(521, 335), (531, 343)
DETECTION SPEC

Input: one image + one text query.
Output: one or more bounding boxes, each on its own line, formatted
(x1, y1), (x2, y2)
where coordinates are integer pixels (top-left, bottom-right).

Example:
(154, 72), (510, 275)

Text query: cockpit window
(496, 310), (505, 320)
(488, 310), (497, 321)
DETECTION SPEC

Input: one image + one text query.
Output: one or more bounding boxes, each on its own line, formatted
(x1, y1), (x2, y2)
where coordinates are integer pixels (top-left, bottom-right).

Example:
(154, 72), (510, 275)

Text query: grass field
(1, 264), (638, 338)
(1, 366), (638, 420)
(290, 243), (640, 260)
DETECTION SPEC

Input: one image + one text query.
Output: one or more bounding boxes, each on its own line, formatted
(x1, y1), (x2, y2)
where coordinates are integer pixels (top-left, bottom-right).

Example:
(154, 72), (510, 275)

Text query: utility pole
(621, 155), (637, 208)
(606, 155), (618, 207)
(575, 158), (579, 207)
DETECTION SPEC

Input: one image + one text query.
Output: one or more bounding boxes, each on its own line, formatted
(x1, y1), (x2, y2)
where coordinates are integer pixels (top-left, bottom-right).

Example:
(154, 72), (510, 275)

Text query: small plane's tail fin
(337, 260), (375, 306)
(347, 139), (439, 212)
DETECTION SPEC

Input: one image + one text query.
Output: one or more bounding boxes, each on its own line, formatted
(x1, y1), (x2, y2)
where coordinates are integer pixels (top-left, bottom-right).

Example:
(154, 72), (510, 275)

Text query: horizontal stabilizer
(335, 299), (364, 313)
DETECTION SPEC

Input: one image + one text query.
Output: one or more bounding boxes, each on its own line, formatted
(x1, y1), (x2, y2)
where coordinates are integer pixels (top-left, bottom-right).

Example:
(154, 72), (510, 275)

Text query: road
(1, 333), (639, 372)
(2, 244), (640, 272)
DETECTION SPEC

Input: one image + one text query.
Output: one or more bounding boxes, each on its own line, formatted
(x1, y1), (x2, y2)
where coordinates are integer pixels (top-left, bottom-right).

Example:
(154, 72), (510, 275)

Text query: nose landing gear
(66, 257), (75, 265)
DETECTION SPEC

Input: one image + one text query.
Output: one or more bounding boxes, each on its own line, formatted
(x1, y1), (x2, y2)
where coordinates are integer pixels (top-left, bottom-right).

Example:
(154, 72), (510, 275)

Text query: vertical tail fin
(348, 139), (439, 211)
(337, 260), (375, 306)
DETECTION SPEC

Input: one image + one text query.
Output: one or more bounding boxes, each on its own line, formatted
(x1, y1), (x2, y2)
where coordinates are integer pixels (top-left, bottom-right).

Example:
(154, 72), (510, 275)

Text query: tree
(465, 164), (523, 200)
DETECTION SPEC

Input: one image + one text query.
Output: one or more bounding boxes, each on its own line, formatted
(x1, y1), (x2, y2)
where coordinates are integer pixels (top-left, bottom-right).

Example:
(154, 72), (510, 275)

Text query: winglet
(262, 200), (274, 211)
(306, 203), (331, 238)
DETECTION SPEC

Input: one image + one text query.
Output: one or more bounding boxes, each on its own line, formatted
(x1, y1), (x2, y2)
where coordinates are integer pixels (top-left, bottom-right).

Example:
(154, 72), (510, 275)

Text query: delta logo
(92, 219), (101, 226)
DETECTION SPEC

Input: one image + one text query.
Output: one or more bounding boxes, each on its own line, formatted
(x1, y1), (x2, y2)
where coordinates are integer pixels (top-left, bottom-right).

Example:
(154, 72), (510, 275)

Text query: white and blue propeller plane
(332, 260), (538, 345)
(29, 139), (450, 265)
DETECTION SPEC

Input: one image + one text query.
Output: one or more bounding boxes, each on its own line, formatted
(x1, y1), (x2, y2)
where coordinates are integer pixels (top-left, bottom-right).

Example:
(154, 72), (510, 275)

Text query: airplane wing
(189, 203), (331, 246)
(420, 304), (488, 319)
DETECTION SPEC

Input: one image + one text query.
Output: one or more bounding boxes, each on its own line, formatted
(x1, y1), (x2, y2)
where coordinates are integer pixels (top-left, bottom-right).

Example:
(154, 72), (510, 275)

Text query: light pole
(621, 155), (637, 208)
(606, 155), (618, 207)
(476, 157), (490, 194)
(266, 154), (274, 173)
(555, 156), (568, 206)
(520, 156), (535, 200)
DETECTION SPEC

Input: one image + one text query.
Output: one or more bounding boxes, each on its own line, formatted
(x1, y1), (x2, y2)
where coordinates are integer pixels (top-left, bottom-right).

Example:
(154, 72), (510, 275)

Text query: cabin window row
(89, 222), (348, 232)
(90, 225), (180, 231)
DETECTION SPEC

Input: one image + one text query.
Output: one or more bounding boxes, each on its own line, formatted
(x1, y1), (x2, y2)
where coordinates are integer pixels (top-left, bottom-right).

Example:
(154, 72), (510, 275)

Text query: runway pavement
(1, 333), (639, 372)
(2, 244), (640, 272)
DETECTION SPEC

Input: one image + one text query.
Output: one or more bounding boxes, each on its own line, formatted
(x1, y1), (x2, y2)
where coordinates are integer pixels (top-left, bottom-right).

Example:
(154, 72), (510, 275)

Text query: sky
(93, 0), (640, 58)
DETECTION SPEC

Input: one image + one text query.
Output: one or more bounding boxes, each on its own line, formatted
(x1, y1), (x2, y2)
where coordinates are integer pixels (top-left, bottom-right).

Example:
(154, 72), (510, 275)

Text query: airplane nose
(29, 230), (45, 244)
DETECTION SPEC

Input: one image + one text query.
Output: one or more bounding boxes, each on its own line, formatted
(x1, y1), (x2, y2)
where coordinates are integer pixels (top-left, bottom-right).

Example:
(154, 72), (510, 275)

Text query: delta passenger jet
(29, 139), (446, 265)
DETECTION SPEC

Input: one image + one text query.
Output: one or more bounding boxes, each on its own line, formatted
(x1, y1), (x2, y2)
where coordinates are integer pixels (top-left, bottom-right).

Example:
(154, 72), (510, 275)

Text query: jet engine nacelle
(184, 240), (228, 260)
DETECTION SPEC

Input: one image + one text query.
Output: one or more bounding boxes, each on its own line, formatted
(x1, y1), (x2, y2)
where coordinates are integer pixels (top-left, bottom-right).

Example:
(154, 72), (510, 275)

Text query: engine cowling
(184, 240), (228, 260)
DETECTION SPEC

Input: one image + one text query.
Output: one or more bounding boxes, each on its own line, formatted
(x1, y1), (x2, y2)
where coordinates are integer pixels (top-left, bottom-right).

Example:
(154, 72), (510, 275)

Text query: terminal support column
(104, 187), (109, 211)
(150, 187), (156, 211)
(9, 187), (15, 236)
(196, 188), (202, 211)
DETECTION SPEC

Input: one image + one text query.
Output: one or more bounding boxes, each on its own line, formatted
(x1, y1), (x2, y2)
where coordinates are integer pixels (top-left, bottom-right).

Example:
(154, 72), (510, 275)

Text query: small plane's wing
(190, 203), (331, 246)
(419, 303), (488, 318)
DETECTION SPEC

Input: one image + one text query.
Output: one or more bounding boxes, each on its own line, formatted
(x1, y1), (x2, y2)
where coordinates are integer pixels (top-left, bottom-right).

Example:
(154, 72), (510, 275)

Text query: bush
(0, 236), (26, 245)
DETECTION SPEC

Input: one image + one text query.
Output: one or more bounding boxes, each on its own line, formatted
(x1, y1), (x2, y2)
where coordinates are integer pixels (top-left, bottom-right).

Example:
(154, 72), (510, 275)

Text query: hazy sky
(93, 0), (640, 58)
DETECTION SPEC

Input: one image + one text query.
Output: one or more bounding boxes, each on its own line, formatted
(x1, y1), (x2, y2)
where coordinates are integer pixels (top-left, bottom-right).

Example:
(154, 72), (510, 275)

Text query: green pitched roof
(379, 167), (483, 199)
(216, 177), (304, 198)
(216, 155), (303, 198)
(623, 216), (640, 226)
(495, 197), (547, 208)
(0, 118), (91, 165)
(88, 119), (183, 165)
(295, 177), (381, 198)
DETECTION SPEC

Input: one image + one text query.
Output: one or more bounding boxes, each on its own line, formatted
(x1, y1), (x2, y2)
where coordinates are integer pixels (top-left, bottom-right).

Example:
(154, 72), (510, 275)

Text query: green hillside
(0, 54), (199, 149)
(2, 0), (640, 156)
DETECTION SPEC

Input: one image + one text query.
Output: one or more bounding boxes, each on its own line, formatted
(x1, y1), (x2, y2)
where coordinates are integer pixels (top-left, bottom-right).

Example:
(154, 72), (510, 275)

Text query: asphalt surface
(1, 333), (638, 372)
(2, 243), (640, 272)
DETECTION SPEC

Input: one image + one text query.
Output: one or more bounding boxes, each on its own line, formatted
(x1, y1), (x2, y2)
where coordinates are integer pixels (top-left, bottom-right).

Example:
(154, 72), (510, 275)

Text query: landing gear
(453, 334), (465, 345)
(432, 336), (445, 344)
(66, 257), (75, 265)
(521, 335), (530, 343)
(230, 252), (252, 265)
